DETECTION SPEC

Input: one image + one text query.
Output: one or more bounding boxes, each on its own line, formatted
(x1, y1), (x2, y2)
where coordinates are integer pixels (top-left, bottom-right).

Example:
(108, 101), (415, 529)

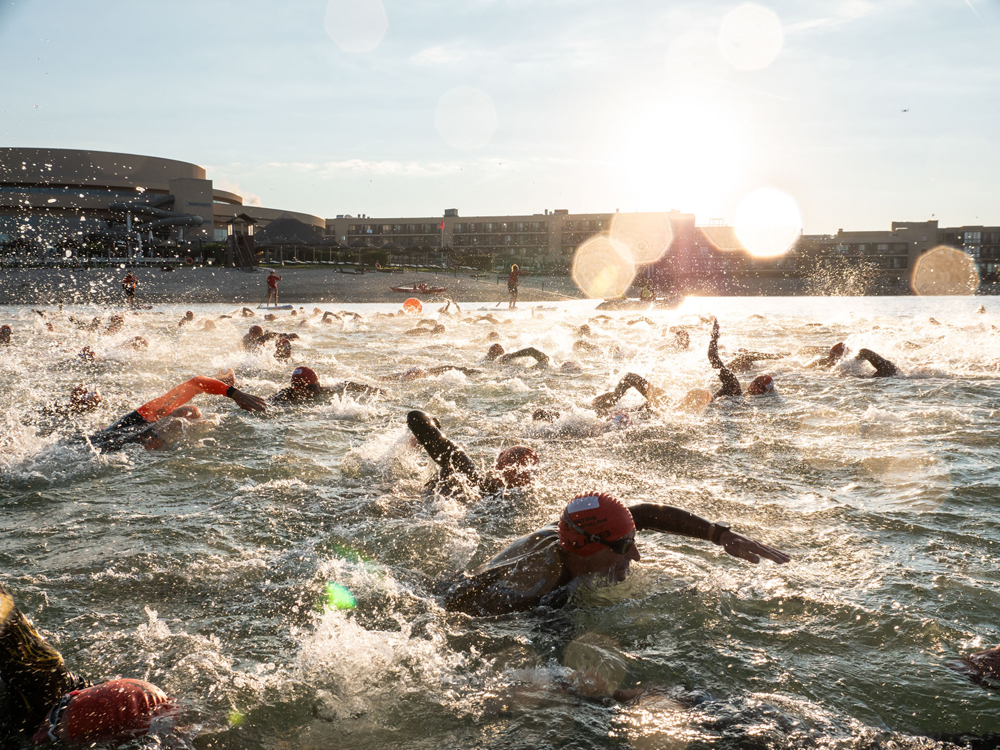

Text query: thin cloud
(263, 159), (467, 178)
(410, 45), (466, 65)
(785, 0), (876, 34)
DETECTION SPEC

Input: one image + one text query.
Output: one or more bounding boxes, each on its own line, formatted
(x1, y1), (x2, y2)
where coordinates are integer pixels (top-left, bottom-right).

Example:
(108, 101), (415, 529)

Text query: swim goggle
(561, 512), (636, 555)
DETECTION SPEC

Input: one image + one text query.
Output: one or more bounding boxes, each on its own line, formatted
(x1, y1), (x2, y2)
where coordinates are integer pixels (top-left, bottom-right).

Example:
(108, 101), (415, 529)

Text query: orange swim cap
(558, 492), (635, 556)
(494, 446), (539, 486)
(56, 679), (171, 744)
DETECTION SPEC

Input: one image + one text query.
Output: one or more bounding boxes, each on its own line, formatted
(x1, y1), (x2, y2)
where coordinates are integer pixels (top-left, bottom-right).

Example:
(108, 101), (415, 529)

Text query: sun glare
(571, 235), (636, 298)
(609, 212), (674, 264)
(733, 187), (801, 258)
(911, 246), (979, 296)
(610, 102), (743, 215)
(718, 4), (784, 71)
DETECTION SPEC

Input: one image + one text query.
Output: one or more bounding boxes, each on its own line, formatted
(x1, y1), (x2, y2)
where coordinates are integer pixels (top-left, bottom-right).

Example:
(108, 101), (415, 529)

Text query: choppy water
(2, 295), (1000, 750)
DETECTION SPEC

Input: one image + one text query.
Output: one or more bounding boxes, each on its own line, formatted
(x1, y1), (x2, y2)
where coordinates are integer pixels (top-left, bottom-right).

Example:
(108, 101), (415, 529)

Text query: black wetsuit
(270, 382), (384, 405)
(86, 410), (156, 452)
(855, 348), (898, 377)
(0, 584), (89, 748)
(495, 348), (550, 367)
(709, 326), (742, 398)
(407, 410), (501, 497)
(591, 373), (657, 415)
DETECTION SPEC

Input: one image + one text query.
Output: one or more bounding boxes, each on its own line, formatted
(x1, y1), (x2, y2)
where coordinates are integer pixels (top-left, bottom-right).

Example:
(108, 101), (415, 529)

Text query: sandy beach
(0, 265), (584, 306)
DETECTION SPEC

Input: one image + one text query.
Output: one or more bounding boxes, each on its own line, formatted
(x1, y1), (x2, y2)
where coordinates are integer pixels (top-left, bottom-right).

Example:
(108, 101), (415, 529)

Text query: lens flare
(699, 224), (747, 253)
(435, 86), (498, 150)
(562, 632), (627, 697)
(324, 581), (357, 611)
(609, 213), (674, 265)
(911, 246), (979, 296)
(719, 3), (784, 71)
(572, 235), (636, 299)
(324, 0), (388, 53)
(733, 188), (801, 258)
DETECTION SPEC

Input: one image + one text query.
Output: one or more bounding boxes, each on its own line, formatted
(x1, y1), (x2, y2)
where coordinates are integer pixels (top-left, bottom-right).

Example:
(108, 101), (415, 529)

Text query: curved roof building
(0, 147), (322, 250)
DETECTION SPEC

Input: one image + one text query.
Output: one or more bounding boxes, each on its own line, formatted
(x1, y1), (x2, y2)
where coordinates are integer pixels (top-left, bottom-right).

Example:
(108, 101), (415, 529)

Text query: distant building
(0, 148), (323, 255)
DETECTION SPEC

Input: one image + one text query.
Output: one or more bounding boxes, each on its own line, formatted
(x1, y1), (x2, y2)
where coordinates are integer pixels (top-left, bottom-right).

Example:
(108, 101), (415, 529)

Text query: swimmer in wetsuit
(0, 325), (10, 345)
(855, 347), (898, 377)
(88, 372), (266, 452)
(442, 492), (790, 617)
(242, 325), (299, 351)
(39, 385), (102, 419)
(381, 365), (482, 382)
(0, 583), (174, 748)
(708, 320), (775, 398)
(407, 410), (539, 498)
(269, 366), (385, 404)
(591, 373), (664, 416)
(485, 344), (550, 368)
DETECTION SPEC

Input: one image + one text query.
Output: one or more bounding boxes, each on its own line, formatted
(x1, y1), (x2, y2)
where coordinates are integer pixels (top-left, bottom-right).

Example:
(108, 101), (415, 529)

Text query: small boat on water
(390, 282), (448, 294)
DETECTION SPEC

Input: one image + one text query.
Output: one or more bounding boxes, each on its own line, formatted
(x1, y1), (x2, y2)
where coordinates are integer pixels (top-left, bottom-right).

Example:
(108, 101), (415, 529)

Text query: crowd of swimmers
(5, 301), (1000, 748)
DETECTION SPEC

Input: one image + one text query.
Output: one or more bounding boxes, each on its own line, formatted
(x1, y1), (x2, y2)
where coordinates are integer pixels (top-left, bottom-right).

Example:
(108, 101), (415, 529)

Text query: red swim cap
(558, 492), (635, 556)
(58, 679), (171, 744)
(291, 366), (319, 386)
(494, 446), (539, 486)
(830, 342), (845, 357)
(487, 343), (505, 360)
(748, 374), (774, 395)
(248, 325), (264, 336)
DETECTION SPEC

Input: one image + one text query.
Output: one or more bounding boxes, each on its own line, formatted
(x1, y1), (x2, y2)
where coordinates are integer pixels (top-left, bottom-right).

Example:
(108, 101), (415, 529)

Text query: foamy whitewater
(2, 295), (1000, 750)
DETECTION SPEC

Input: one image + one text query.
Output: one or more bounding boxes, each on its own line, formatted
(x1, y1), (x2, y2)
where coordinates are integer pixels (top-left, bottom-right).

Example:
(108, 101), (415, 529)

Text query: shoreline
(0, 266), (583, 306)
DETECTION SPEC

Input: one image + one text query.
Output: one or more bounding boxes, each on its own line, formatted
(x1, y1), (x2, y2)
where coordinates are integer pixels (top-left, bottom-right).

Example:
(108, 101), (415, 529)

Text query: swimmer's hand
(229, 388), (267, 413)
(711, 318), (719, 338)
(718, 529), (790, 565)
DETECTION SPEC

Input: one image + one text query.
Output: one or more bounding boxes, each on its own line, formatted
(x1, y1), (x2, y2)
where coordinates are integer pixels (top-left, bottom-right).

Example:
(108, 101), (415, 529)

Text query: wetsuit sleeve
(592, 373), (655, 412)
(135, 376), (230, 422)
(0, 586), (88, 740)
(856, 348), (898, 377)
(407, 410), (479, 482)
(498, 348), (550, 366)
(628, 504), (715, 540)
(715, 367), (742, 397)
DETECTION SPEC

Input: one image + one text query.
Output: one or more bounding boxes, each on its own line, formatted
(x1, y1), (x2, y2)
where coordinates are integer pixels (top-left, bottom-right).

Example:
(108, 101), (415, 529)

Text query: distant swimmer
(404, 324), (446, 337)
(178, 311), (195, 327)
(668, 327), (690, 350)
(121, 271), (138, 307)
(441, 492), (790, 616)
(708, 320), (775, 398)
(725, 349), (787, 374)
(407, 410), (539, 498)
(265, 270), (282, 307)
(40, 384), (102, 418)
(104, 315), (125, 335)
(242, 325), (299, 351)
(241, 307), (255, 317)
(485, 344), (550, 368)
(807, 342), (846, 368)
(87, 371), (265, 452)
(130, 336), (149, 350)
(0, 324), (11, 345)
(590, 373), (666, 415)
(274, 336), (293, 361)
(438, 299), (461, 315)
(269, 366), (385, 405)
(381, 365), (481, 382)
(508, 264), (526, 310)
(0, 582), (177, 747)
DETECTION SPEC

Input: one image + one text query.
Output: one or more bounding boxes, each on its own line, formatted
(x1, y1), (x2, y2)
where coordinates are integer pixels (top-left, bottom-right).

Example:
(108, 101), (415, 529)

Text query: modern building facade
(0, 148), (323, 254)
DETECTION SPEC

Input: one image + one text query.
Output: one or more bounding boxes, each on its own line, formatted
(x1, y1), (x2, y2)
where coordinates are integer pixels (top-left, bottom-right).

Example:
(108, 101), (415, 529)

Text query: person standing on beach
(265, 270), (282, 307)
(507, 264), (526, 310)
(121, 271), (138, 308)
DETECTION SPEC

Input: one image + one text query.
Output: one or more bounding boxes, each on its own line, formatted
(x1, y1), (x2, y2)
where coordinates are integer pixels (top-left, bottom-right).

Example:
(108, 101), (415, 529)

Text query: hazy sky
(0, 0), (997, 232)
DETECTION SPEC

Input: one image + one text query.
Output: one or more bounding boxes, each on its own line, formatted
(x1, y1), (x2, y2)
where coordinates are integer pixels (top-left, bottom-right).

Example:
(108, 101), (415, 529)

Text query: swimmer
(40, 384), (102, 418)
(591, 373), (664, 415)
(242, 325), (299, 351)
(274, 336), (292, 361)
(199, 319), (217, 331)
(668, 327), (690, 350)
(407, 410), (539, 498)
(104, 315), (125, 335)
(240, 307), (255, 317)
(78, 346), (95, 362)
(485, 344), (550, 368)
(321, 311), (341, 324)
(87, 372), (265, 452)
(0, 583), (176, 747)
(404, 324), (446, 336)
(807, 342), (846, 368)
(725, 349), (787, 374)
(855, 347), (898, 377)
(476, 314), (501, 325)
(178, 311), (194, 327)
(130, 336), (149, 350)
(381, 365), (481, 382)
(269, 366), (385, 404)
(439, 299), (461, 315)
(708, 320), (775, 398)
(0, 324), (11, 345)
(441, 492), (790, 616)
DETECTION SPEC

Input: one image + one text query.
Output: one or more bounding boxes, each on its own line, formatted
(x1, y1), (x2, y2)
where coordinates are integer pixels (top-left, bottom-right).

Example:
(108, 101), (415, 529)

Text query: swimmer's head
(184, 311), (194, 320)
(264, 314), (276, 322)
(558, 492), (636, 558)
(248, 325), (264, 337)
(747, 374), (775, 395)
(69, 384), (101, 411)
(830, 342), (846, 358)
(578, 324), (592, 336)
(0, 325), (10, 342)
(432, 324), (446, 334)
(171, 405), (202, 420)
(673, 328), (690, 349)
(130, 336), (148, 350)
(495, 446), (540, 487)
(274, 337), (292, 361)
(291, 366), (319, 388)
(486, 331), (500, 341)
(486, 343), (505, 361)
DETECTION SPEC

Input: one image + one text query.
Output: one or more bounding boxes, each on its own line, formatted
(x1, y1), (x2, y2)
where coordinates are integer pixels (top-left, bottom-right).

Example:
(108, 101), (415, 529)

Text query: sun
(609, 99), (744, 215)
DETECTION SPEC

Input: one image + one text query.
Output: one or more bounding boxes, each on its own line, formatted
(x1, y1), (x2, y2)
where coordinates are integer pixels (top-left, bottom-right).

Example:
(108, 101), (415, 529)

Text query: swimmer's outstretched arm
(135, 376), (266, 422)
(708, 319), (724, 369)
(497, 347), (550, 367)
(708, 321), (742, 397)
(591, 373), (661, 413)
(406, 410), (479, 481)
(855, 348), (898, 377)
(629, 504), (790, 565)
